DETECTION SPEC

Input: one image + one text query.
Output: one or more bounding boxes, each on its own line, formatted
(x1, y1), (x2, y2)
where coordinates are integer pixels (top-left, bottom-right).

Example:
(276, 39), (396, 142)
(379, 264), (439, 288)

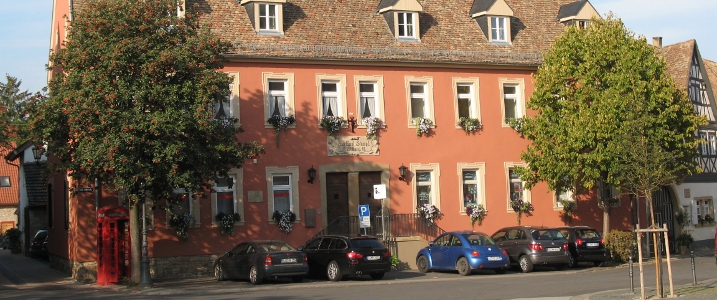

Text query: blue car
(416, 231), (509, 275)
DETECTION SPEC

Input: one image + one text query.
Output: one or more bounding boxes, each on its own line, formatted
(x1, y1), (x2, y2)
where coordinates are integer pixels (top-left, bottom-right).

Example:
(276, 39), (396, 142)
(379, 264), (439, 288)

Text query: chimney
(652, 37), (663, 48)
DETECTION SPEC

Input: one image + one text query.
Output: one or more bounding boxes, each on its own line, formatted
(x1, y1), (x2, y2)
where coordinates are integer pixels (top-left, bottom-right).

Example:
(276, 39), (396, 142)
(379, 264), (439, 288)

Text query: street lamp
(32, 146), (45, 164)
(307, 166), (317, 184)
(136, 179), (153, 288)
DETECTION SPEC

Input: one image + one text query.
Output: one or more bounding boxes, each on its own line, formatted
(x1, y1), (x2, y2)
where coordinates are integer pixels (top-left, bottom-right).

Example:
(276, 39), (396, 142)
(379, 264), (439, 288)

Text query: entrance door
(649, 186), (675, 254)
(359, 172), (383, 217)
(326, 173), (348, 231)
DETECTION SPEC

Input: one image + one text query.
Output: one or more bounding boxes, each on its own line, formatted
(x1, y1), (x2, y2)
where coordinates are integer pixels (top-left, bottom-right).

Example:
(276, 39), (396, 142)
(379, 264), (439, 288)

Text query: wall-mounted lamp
(347, 113), (357, 133)
(398, 164), (408, 181)
(32, 146), (45, 164)
(307, 165), (317, 184)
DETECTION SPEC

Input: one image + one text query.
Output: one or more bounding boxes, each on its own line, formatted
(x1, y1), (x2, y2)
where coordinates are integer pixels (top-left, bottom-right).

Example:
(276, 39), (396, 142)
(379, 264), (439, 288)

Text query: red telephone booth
(97, 206), (131, 285)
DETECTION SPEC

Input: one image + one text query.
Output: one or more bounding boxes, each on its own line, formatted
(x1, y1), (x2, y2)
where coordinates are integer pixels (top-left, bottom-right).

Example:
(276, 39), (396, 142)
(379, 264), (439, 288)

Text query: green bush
(603, 230), (635, 262)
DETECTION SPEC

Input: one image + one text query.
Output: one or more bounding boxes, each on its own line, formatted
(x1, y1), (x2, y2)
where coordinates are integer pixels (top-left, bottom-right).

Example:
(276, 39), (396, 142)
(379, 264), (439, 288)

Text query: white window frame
(263, 72), (295, 128)
(490, 16), (510, 43)
(396, 11), (418, 40)
(355, 75), (385, 124)
(694, 197), (714, 226)
(405, 76), (435, 127)
(168, 188), (201, 228)
(212, 169), (245, 227)
(710, 132), (717, 155)
(700, 132), (708, 155)
(258, 3), (279, 32)
(452, 77), (481, 127)
(555, 189), (574, 210)
(266, 166), (300, 223)
(316, 74), (347, 121)
(505, 162), (530, 212)
(410, 163), (441, 210)
(457, 163), (486, 213)
(214, 72), (240, 124)
(499, 78), (525, 127)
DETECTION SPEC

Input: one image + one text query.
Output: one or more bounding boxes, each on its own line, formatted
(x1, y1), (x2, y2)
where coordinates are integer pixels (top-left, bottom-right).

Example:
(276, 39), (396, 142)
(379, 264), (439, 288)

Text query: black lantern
(32, 146), (45, 164)
(398, 164), (408, 181)
(307, 166), (317, 184)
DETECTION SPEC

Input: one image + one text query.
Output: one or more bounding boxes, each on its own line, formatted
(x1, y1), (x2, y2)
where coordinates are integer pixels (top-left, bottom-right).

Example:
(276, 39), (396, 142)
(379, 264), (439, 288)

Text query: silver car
(491, 226), (570, 273)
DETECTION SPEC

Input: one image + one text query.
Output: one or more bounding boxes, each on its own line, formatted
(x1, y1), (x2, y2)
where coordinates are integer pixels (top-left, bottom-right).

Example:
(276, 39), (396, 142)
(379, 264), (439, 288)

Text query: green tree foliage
(0, 75), (36, 150)
(518, 15), (703, 233)
(28, 0), (264, 205)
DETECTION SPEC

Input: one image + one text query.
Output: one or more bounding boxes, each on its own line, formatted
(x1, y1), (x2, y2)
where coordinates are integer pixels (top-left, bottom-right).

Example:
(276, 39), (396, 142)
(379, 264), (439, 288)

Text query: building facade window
(259, 3), (278, 31)
(266, 166), (300, 222)
(490, 16), (509, 43)
(397, 12), (416, 39)
(499, 78), (525, 126)
(355, 75), (385, 125)
(505, 163), (530, 211)
(695, 197), (714, 225)
(555, 189), (574, 209)
(169, 188), (200, 227)
(214, 73), (240, 124)
(316, 74), (347, 121)
(405, 76), (435, 126)
(263, 72), (295, 127)
(453, 78), (481, 127)
(457, 162), (486, 213)
(410, 163), (441, 209)
(211, 169), (245, 227)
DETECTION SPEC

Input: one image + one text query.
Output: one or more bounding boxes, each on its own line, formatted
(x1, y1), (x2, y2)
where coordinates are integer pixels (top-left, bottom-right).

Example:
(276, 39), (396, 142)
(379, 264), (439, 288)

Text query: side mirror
(428, 242), (434, 247)
(297, 246), (304, 251)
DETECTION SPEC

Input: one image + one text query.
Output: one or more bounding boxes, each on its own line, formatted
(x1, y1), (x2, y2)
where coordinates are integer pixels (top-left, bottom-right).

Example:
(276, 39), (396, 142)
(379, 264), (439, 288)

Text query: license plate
(367, 256), (380, 261)
(546, 248), (560, 252)
(487, 256), (502, 261)
(281, 258), (297, 263)
(586, 243), (599, 247)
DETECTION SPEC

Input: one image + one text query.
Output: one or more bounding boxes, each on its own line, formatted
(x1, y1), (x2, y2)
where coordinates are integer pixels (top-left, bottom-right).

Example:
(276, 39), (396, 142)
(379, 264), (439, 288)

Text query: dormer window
(376, 0), (423, 42)
(240, 0), (286, 36)
(470, 0), (514, 45)
(557, 1), (600, 28)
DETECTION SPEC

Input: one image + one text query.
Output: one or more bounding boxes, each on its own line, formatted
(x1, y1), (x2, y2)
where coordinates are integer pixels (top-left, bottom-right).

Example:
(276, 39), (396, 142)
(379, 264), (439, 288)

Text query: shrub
(603, 230), (635, 262)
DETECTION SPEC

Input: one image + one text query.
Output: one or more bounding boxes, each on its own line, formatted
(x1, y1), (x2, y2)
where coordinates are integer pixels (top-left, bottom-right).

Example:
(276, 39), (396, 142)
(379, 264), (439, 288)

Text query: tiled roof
(659, 39), (695, 88)
(556, 0), (587, 20)
(24, 164), (47, 205)
(704, 59), (717, 107)
(469, 0), (499, 15)
(72, 0), (581, 66)
(0, 159), (19, 206)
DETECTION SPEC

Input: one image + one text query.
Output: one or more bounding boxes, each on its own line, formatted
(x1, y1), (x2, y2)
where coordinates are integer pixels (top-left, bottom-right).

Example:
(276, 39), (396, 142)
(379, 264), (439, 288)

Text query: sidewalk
(0, 248), (75, 288)
(571, 277), (717, 300)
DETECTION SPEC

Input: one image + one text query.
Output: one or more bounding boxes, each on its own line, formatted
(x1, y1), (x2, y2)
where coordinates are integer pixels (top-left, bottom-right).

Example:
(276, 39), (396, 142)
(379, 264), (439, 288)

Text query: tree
(0, 75), (36, 150)
(28, 0), (263, 281)
(517, 14), (703, 236)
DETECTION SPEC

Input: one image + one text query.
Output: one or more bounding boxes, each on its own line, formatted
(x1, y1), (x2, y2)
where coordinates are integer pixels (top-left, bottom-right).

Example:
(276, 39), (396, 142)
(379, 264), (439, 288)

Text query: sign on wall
(327, 136), (379, 156)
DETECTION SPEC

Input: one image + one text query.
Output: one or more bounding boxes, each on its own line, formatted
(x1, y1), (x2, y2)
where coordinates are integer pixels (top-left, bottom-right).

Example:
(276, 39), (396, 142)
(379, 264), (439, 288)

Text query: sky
(1, 0), (716, 94)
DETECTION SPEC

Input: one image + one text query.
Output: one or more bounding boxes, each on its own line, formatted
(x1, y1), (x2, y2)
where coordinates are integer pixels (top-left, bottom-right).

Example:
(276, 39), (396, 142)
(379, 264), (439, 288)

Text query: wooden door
(359, 172), (383, 217)
(326, 173), (348, 227)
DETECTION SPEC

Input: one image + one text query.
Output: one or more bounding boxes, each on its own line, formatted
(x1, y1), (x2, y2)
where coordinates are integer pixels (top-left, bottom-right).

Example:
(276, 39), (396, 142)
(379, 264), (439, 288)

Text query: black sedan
(213, 240), (308, 284)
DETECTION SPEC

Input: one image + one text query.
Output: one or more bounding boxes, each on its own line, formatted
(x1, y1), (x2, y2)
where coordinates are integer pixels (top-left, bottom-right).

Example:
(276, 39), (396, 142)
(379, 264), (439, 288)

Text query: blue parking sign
(359, 205), (370, 228)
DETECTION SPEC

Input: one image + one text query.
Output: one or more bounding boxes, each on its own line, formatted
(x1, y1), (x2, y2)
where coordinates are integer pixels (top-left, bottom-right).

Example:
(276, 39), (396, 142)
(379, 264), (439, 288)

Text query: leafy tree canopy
(29, 0), (264, 204)
(0, 75), (36, 150)
(518, 14), (704, 197)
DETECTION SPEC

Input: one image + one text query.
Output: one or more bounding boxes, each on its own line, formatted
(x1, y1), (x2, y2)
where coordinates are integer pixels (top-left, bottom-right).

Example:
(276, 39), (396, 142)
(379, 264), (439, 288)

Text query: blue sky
(1, 0), (716, 94)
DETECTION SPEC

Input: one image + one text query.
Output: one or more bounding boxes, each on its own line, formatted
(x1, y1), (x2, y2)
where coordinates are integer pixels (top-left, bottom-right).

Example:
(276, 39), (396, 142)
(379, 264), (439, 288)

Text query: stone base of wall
(49, 253), (221, 281)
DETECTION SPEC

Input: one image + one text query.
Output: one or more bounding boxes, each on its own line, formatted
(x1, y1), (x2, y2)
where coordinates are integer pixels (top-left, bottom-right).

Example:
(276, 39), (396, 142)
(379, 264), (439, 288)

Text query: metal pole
(629, 256), (634, 293)
(691, 249), (697, 285)
(139, 201), (152, 288)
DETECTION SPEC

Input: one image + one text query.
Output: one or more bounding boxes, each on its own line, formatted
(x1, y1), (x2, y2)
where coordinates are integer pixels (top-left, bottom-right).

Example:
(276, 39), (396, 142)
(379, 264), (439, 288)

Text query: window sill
(257, 31), (284, 37)
(396, 37), (421, 43)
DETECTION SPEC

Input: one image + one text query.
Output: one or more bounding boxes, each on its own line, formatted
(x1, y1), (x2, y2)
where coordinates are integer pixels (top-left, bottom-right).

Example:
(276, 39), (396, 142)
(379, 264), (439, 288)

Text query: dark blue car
(416, 231), (509, 275)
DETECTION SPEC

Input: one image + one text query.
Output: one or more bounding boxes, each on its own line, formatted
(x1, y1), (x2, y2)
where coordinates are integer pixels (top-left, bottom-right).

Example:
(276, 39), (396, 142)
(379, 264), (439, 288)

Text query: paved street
(1, 248), (716, 299)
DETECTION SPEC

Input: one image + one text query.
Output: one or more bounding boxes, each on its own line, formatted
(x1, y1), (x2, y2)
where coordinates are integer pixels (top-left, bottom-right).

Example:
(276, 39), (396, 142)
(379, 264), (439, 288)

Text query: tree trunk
(602, 208), (610, 235)
(130, 202), (140, 283)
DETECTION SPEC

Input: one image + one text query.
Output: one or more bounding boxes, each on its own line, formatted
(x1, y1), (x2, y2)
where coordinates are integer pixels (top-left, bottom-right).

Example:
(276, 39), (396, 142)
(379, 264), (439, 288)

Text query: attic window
(376, 0), (423, 42)
(469, 0), (515, 45)
(556, 0), (600, 28)
(490, 17), (508, 42)
(397, 12), (417, 39)
(240, 0), (286, 36)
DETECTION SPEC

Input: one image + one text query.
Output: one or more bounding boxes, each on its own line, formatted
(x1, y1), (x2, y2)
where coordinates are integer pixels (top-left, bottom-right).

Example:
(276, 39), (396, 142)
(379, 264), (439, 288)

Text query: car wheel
(417, 256), (430, 273)
(495, 268), (507, 274)
(519, 255), (534, 273)
(249, 266), (263, 285)
(214, 264), (225, 281)
(456, 257), (471, 276)
(593, 261), (604, 267)
(568, 254), (577, 268)
(327, 261), (342, 282)
(369, 272), (385, 280)
(291, 276), (304, 283)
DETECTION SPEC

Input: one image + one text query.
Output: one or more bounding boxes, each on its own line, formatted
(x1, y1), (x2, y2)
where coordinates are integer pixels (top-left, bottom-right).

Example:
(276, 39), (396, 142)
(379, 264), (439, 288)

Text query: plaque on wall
(327, 136), (379, 156)
(248, 191), (263, 203)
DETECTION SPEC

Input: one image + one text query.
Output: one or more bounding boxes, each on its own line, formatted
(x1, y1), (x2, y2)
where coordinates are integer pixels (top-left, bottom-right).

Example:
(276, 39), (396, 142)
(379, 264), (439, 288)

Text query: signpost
(373, 184), (387, 239)
(359, 204), (370, 235)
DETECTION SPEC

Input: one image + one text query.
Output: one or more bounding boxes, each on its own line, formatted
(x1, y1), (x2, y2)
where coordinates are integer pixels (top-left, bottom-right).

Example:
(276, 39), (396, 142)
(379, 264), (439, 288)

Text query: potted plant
(266, 115), (296, 145)
(272, 210), (296, 233)
(4, 228), (22, 254)
(465, 203), (486, 227)
(319, 115), (345, 136)
(677, 231), (694, 253)
(705, 214), (714, 225)
(412, 117), (433, 137)
(510, 198), (534, 225)
(363, 117), (383, 140)
(506, 117), (524, 137)
(416, 204), (441, 225)
(457, 117), (482, 133)
(168, 212), (194, 242)
(215, 212), (241, 236)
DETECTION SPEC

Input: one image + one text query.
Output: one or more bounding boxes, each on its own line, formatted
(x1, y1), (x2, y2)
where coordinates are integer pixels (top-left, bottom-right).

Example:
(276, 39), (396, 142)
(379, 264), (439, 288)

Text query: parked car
(41, 236), (49, 259)
(555, 226), (606, 267)
(213, 240), (308, 284)
(416, 230), (509, 275)
(29, 229), (48, 258)
(299, 235), (391, 281)
(491, 226), (570, 273)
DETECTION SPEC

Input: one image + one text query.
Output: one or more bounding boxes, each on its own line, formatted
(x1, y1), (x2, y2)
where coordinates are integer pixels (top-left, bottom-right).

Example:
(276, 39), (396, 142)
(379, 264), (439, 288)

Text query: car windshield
(350, 238), (385, 249)
(576, 229), (600, 239)
(532, 229), (565, 240)
(257, 241), (296, 252)
(462, 233), (495, 245)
